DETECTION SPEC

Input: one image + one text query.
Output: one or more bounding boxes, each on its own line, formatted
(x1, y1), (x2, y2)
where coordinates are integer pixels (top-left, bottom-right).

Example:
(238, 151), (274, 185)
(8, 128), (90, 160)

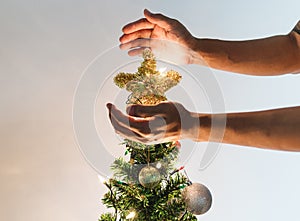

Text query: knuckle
(155, 12), (164, 18)
(139, 127), (152, 136)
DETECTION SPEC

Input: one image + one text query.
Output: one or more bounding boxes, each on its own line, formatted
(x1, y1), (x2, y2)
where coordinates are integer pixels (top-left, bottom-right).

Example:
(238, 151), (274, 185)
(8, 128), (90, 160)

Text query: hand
(119, 9), (198, 64)
(106, 102), (201, 144)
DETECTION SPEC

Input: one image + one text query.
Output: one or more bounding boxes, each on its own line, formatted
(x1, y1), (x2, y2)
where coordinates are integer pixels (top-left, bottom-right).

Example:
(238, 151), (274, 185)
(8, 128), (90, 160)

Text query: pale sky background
(1, 0), (300, 221)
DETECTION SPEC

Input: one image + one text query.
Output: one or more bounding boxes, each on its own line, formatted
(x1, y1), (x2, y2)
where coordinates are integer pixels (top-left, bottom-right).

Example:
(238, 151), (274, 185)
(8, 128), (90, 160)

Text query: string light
(98, 175), (107, 184)
(126, 210), (136, 219)
(170, 166), (185, 176)
(156, 162), (162, 169)
(158, 67), (167, 74)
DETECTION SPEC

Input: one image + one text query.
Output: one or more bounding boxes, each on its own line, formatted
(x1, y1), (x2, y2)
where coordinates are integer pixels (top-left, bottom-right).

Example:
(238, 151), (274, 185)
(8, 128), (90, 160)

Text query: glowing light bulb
(156, 162), (162, 169)
(126, 210), (136, 219)
(98, 175), (107, 184)
(158, 67), (167, 74)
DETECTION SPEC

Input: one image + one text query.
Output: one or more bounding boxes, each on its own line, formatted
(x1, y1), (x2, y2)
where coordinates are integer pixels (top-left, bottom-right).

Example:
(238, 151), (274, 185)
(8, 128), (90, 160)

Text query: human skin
(107, 103), (300, 151)
(120, 9), (300, 75)
(107, 9), (300, 151)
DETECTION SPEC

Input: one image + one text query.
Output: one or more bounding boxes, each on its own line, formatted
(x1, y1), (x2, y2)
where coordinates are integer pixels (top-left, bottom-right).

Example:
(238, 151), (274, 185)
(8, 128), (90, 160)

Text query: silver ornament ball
(138, 166), (161, 188)
(182, 183), (212, 215)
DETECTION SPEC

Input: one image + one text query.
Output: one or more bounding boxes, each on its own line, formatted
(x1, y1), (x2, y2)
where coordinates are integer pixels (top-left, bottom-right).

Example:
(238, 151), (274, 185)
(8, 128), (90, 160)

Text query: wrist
(187, 37), (207, 66)
(184, 112), (211, 142)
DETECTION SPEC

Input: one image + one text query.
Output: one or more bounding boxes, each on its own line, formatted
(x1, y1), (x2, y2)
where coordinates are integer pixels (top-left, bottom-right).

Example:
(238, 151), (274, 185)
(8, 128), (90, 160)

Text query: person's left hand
(106, 102), (200, 144)
(119, 9), (198, 65)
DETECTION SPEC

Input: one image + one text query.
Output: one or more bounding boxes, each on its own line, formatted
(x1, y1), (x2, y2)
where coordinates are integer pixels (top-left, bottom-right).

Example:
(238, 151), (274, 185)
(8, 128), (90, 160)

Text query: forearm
(195, 106), (300, 151)
(190, 32), (300, 76)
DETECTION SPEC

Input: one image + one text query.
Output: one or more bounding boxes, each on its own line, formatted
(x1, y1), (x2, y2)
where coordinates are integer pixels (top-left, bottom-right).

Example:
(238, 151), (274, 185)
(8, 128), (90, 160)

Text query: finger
(119, 38), (151, 50)
(110, 114), (153, 144)
(110, 110), (140, 138)
(127, 47), (148, 57)
(107, 104), (178, 144)
(126, 103), (168, 118)
(122, 18), (155, 34)
(107, 104), (156, 143)
(119, 29), (152, 44)
(144, 9), (175, 31)
(108, 103), (153, 134)
(150, 115), (167, 131)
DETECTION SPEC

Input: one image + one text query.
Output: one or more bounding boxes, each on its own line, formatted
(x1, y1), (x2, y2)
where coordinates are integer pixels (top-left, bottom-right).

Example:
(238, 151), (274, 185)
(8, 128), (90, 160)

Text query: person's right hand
(119, 9), (198, 64)
(106, 102), (203, 144)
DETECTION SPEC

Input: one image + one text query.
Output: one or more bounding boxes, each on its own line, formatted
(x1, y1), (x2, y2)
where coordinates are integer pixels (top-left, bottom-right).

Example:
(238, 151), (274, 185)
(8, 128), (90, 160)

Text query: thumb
(144, 9), (174, 30)
(126, 104), (164, 118)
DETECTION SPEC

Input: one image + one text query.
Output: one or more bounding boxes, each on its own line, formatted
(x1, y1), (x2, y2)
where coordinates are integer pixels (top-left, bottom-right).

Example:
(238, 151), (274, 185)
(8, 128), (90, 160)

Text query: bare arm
(107, 103), (300, 152)
(192, 33), (300, 75)
(197, 106), (300, 151)
(120, 9), (300, 75)
(114, 11), (300, 151)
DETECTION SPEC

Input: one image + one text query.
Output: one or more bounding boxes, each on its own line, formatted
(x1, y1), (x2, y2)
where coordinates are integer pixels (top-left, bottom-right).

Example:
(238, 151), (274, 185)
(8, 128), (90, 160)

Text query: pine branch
(99, 49), (198, 220)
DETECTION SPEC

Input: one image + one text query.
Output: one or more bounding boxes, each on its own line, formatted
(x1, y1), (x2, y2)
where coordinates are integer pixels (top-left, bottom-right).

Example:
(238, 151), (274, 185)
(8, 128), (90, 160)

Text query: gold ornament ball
(138, 166), (161, 188)
(182, 183), (212, 215)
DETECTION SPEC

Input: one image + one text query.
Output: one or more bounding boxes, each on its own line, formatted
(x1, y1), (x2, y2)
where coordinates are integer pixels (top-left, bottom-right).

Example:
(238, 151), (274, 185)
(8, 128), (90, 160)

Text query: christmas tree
(100, 49), (211, 221)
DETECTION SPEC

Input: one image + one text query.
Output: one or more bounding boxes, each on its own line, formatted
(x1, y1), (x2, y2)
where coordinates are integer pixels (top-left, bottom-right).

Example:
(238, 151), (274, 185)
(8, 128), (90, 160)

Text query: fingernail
(127, 105), (135, 115)
(119, 43), (126, 50)
(144, 9), (151, 14)
(106, 103), (112, 109)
